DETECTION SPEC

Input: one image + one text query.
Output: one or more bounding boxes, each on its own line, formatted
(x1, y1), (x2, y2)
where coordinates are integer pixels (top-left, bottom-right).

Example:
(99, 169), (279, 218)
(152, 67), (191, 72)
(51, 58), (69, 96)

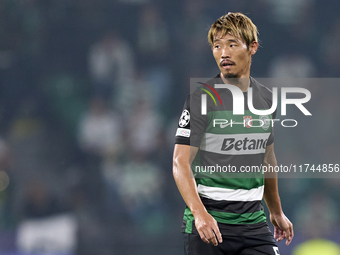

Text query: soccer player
(173, 12), (293, 255)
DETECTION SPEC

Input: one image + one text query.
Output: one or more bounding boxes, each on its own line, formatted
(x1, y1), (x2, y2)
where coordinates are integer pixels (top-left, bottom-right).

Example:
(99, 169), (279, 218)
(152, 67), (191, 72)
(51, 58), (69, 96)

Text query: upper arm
(264, 143), (278, 178)
(173, 91), (208, 175)
(173, 144), (198, 172)
(264, 143), (277, 165)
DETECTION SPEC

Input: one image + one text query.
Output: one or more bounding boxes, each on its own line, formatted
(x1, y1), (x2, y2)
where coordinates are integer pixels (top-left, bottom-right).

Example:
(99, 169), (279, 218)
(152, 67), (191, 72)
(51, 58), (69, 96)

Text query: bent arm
(263, 143), (294, 245)
(173, 144), (208, 217)
(173, 144), (222, 246)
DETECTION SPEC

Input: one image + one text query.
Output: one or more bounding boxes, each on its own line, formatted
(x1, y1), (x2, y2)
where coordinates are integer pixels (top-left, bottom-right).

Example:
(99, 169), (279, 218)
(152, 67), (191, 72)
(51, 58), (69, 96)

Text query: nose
(221, 46), (230, 58)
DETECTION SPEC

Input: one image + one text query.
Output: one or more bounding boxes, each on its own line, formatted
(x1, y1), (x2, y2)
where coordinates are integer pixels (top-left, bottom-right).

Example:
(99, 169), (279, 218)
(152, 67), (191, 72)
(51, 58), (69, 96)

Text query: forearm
(173, 144), (223, 245)
(172, 145), (207, 217)
(263, 176), (283, 215)
(173, 159), (207, 217)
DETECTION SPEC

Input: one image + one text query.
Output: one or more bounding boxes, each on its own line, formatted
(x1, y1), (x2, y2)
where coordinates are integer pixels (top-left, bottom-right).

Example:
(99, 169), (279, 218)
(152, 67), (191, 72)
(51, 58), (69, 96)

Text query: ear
(249, 41), (258, 56)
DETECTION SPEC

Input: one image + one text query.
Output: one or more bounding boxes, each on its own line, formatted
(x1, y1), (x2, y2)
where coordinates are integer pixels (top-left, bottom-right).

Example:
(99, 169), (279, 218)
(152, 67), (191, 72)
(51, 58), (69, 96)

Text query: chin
(223, 73), (238, 79)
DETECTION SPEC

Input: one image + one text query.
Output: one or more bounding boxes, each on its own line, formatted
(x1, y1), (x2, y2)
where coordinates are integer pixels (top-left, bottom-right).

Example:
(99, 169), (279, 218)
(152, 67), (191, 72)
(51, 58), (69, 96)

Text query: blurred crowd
(0, 0), (339, 254)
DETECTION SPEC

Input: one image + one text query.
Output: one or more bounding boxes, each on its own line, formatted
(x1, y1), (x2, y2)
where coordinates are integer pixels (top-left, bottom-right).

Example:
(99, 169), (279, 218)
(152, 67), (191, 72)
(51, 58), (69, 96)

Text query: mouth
(220, 60), (235, 70)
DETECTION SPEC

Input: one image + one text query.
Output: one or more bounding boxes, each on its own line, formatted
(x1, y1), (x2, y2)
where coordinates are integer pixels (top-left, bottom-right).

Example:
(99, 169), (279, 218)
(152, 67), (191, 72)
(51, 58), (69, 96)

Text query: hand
(194, 210), (223, 246)
(270, 212), (294, 245)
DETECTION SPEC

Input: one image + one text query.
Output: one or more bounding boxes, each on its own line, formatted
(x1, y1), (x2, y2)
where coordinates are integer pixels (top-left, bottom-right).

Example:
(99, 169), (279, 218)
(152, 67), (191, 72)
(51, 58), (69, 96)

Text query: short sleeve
(266, 109), (276, 146)
(175, 92), (208, 147)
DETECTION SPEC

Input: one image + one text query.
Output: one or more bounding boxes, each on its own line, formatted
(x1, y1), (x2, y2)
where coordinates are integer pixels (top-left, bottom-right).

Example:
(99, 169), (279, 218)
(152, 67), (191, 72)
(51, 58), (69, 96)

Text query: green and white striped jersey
(175, 76), (275, 236)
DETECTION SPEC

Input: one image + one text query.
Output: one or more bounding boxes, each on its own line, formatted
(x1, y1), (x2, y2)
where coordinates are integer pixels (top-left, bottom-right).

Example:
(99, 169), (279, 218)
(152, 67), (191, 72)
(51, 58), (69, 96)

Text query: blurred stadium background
(0, 0), (339, 254)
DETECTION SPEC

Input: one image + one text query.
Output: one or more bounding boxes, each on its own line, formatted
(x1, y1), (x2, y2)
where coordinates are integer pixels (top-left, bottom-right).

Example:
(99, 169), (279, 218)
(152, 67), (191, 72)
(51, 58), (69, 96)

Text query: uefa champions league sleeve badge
(179, 109), (190, 127)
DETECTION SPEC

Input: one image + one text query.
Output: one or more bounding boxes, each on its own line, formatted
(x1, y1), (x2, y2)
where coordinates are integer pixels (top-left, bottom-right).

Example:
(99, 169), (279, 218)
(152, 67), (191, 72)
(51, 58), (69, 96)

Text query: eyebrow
(213, 38), (239, 43)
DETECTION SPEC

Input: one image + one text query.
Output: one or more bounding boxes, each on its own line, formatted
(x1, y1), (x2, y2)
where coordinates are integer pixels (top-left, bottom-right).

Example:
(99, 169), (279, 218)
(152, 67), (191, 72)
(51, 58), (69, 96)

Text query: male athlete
(173, 12), (293, 254)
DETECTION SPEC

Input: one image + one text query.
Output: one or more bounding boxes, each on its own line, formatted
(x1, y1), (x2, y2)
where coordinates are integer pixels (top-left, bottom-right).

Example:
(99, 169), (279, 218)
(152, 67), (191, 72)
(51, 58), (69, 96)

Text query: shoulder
(183, 76), (223, 110)
(185, 77), (217, 102)
(250, 77), (273, 101)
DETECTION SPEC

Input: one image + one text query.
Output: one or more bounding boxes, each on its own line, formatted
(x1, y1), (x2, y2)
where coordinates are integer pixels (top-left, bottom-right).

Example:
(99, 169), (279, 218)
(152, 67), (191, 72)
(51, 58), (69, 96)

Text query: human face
(212, 32), (258, 79)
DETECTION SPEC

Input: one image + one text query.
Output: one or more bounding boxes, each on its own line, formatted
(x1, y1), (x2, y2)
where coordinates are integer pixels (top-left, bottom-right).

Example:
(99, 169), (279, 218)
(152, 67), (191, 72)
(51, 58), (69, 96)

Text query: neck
(220, 73), (251, 92)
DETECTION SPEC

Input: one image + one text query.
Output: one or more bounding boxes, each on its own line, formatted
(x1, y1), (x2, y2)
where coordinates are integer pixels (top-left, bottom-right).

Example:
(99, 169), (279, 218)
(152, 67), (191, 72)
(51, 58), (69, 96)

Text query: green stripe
(184, 207), (194, 233)
(183, 207), (266, 230)
(206, 110), (273, 134)
(207, 210), (266, 224)
(196, 177), (264, 190)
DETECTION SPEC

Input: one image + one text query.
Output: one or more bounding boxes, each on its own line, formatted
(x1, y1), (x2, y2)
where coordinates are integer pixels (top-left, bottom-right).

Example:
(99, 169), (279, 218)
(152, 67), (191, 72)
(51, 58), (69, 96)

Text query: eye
(230, 44), (237, 47)
(214, 44), (221, 49)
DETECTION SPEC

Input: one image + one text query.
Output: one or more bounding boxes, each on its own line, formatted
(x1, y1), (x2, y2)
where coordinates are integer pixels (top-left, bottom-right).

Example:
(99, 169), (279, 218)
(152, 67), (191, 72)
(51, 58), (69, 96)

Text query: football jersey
(175, 76), (276, 236)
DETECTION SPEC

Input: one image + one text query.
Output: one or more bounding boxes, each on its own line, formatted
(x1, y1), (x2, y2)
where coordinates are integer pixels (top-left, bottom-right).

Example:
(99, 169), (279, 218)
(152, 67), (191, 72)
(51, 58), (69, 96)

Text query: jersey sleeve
(266, 109), (276, 146)
(175, 92), (208, 147)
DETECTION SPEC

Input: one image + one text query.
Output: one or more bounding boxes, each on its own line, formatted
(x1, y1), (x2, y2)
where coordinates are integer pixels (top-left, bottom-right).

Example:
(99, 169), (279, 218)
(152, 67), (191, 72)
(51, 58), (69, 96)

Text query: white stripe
(197, 184), (264, 201)
(200, 133), (270, 155)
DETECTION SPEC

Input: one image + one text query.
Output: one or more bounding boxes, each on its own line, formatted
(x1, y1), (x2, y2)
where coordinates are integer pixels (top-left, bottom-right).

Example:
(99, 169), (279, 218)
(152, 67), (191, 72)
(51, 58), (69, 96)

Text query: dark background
(0, 0), (339, 254)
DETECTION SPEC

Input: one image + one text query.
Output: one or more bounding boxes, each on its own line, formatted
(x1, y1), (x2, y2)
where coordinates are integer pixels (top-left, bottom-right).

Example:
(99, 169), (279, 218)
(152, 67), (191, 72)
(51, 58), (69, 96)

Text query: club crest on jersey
(179, 109), (190, 127)
(260, 115), (270, 131)
(243, 116), (252, 128)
